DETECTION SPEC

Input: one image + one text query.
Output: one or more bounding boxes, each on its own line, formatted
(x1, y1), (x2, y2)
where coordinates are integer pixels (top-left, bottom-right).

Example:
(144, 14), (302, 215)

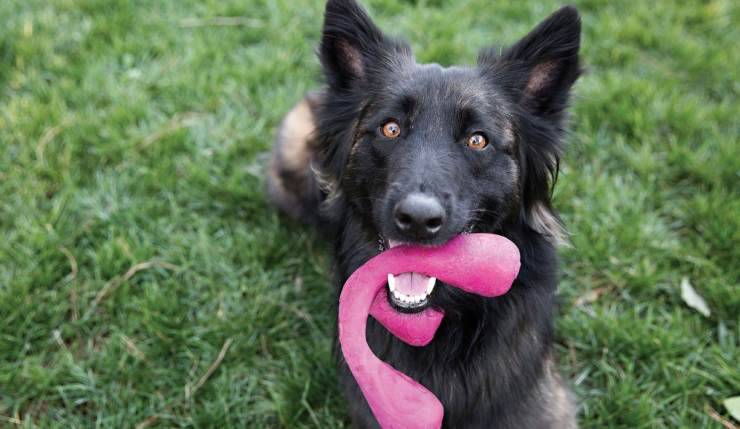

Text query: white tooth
(426, 277), (437, 295)
(387, 274), (395, 292)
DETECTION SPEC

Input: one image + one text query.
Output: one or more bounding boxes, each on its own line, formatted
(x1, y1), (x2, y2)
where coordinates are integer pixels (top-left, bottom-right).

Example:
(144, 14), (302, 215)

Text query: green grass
(1, 0), (738, 427)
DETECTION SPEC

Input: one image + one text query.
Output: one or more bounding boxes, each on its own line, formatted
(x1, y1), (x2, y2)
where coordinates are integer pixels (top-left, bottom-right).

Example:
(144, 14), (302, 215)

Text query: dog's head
(316, 0), (581, 310)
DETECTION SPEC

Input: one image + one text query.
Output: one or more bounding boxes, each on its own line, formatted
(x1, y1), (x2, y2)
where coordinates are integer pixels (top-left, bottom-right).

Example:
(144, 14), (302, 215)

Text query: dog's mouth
(384, 239), (437, 313)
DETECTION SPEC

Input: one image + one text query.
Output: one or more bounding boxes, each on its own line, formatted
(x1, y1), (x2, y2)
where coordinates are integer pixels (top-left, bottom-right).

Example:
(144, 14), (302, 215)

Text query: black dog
(268, 0), (582, 427)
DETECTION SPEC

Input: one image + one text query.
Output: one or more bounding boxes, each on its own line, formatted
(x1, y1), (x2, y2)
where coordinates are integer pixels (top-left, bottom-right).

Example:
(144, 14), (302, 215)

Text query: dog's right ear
(320, 0), (411, 91)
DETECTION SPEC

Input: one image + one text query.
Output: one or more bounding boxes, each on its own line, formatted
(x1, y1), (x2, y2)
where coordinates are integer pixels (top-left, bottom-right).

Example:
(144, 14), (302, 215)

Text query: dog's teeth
(386, 274), (434, 308)
(426, 277), (436, 295)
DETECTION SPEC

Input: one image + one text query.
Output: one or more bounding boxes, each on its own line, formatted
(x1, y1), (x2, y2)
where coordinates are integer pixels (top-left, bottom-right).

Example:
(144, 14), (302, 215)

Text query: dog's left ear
(480, 5), (582, 121)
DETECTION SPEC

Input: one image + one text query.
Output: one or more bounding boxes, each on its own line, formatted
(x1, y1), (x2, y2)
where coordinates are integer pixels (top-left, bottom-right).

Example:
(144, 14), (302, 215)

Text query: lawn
(0, 0), (738, 427)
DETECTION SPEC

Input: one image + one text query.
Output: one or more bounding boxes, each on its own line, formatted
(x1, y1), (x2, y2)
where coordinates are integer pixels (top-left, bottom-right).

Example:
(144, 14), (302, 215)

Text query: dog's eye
(467, 133), (488, 150)
(381, 121), (401, 139)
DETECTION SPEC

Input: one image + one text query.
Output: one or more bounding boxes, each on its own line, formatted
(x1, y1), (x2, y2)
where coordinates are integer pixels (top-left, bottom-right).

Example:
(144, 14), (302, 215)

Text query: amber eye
(467, 133), (488, 150)
(381, 121), (401, 139)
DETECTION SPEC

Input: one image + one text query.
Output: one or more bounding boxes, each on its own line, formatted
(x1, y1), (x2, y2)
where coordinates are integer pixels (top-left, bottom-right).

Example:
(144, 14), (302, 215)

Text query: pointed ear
(319, 0), (411, 91)
(480, 6), (582, 119)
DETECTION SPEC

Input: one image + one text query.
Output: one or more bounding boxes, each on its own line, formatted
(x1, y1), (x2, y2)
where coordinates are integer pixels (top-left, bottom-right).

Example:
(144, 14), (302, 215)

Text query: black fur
(279, 1), (582, 427)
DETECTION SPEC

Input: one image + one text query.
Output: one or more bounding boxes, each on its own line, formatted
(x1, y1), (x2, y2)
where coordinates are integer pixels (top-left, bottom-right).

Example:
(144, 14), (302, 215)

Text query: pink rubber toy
(338, 233), (521, 429)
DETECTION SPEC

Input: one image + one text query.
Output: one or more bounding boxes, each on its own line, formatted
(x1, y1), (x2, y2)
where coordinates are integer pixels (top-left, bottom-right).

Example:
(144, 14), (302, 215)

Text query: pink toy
(338, 233), (521, 429)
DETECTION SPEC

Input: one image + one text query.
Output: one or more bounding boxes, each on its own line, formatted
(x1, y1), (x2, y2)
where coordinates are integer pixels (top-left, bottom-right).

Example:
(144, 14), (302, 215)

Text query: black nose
(393, 193), (446, 239)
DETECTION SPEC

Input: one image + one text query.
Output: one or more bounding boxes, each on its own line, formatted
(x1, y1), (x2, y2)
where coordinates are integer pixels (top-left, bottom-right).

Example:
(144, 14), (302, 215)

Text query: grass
(0, 0), (738, 427)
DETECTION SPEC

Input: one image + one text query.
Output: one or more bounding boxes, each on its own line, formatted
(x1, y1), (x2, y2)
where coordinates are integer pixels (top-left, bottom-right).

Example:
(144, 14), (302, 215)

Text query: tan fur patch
(277, 98), (316, 171)
(267, 95), (322, 220)
(528, 202), (570, 247)
(541, 357), (578, 429)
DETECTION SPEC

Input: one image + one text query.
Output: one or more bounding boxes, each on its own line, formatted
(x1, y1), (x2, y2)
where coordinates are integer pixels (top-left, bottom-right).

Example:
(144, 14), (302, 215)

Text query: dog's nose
(393, 193), (446, 240)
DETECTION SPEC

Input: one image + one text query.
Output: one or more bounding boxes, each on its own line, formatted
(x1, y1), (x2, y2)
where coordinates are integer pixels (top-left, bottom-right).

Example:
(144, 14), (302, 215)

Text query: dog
(268, 0), (582, 427)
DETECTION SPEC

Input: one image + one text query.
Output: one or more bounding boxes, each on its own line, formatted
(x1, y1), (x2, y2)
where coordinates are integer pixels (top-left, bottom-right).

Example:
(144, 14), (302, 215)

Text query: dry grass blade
(706, 404), (738, 429)
(0, 415), (23, 425)
(121, 335), (147, 361)
(59, 246), (80, 320)
(59, 246), (78, 283)
(139, 112), (202, 148)
(86, 260), (179, 317)
(35, 118), (73, 165)
(135, 415), (159, 429)
(186, 338), (234, 400)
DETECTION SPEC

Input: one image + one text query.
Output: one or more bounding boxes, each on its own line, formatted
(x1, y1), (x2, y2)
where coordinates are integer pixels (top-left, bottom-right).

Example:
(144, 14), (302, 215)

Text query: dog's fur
(268, 1), (582, 427)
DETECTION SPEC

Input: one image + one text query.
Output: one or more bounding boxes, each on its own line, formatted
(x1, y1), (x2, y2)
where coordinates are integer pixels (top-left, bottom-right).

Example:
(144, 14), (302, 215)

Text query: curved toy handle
(338, 234), (520, 429)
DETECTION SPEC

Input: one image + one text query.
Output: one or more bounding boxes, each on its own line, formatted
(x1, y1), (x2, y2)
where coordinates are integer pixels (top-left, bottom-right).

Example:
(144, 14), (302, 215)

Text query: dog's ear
(479, 7), (581, 246)
(479, 6), (581, 121)
(320, 0), (411, 91)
